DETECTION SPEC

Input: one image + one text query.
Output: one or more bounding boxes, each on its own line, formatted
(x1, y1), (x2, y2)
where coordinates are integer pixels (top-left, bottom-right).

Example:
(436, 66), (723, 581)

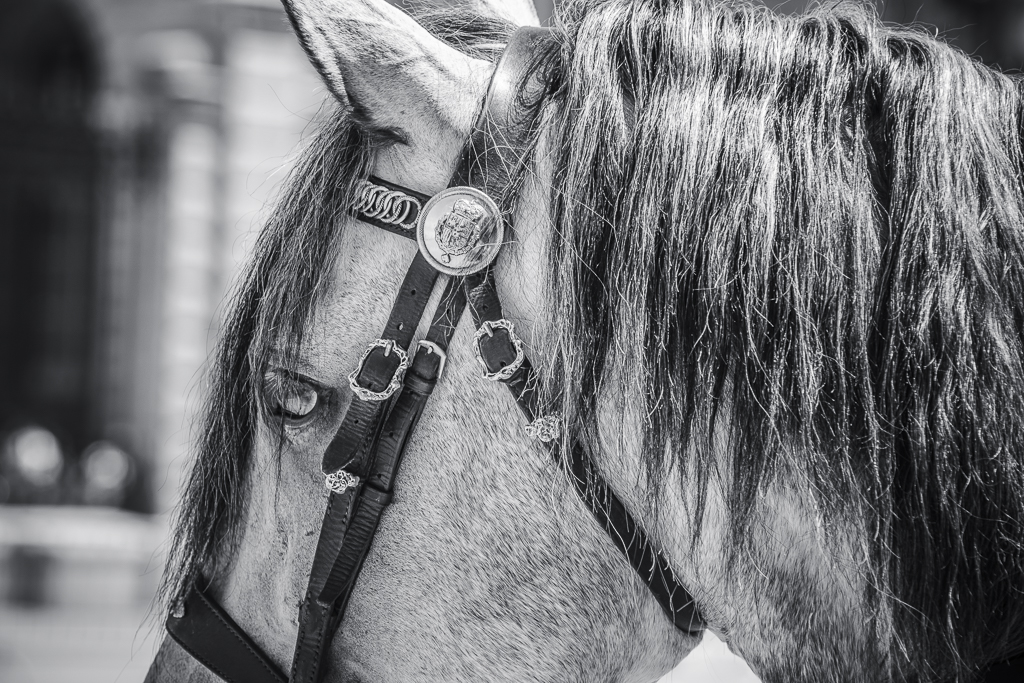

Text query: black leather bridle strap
(166, 581), (287, 683)
(321, 251), (438, 475)
(317, 278), (467, 605)
(289, 277), (468, 683)
(466, 272), (706, 635)
(290, 250), (441, 683)
(289, 490), (356, 683)
(367, 280), (467, 493)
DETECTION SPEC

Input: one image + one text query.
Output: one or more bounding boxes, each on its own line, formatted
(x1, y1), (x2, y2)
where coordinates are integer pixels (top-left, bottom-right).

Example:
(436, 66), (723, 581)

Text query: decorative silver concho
(416, 187), (504, 276)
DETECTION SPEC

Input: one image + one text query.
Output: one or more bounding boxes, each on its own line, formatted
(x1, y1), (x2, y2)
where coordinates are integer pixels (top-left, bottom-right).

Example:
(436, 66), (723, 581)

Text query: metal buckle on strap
(473, 319), (525, 382)
(416, 340), (447, 379)
(348, 339), (409, 402)
(324, 470), (360, 494)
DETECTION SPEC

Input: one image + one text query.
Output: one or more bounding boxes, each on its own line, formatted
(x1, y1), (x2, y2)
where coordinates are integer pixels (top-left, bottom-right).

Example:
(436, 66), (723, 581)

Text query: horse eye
(264, 371), (320, 422)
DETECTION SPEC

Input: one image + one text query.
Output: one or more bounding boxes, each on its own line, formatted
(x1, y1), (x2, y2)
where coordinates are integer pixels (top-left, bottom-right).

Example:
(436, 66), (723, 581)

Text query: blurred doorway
(0, 1), (100, 504)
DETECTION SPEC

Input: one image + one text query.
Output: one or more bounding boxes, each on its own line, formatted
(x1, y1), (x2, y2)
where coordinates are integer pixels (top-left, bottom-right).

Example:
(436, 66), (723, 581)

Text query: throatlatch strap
(465, 272), (705, 635)
(167, 583), (287, 683)
(447, 26), (705, 636)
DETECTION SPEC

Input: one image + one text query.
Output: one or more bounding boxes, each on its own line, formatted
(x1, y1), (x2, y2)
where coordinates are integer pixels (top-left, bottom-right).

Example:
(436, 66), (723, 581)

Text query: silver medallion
(416, 186), (504, 275)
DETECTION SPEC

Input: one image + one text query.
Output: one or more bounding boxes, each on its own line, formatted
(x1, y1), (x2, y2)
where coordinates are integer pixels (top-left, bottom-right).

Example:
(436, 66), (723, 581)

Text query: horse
(144, 0), (1024, 681)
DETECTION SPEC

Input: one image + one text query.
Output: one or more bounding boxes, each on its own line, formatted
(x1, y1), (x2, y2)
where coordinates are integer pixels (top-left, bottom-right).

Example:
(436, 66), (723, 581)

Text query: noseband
(166, 27), (704, 683)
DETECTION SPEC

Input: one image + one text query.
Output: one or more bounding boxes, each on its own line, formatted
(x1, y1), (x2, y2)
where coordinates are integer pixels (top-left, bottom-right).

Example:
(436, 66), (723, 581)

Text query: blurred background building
(0, 1), (326, 679)
(0, 0), (1021, 681)
(0, 0), (328, 517)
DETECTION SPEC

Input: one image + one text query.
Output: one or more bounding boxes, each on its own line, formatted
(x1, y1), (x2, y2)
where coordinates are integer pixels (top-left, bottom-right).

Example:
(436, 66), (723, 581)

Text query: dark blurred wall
(0, 3), (99, 473)
(0, 0), (324, 513)
(885, 0), (1024, 72)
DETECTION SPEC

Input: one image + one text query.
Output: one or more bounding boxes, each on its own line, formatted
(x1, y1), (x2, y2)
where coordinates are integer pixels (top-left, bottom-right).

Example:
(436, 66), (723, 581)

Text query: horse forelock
(159, 108), (375, 615)
(163, 1), (1024, 680)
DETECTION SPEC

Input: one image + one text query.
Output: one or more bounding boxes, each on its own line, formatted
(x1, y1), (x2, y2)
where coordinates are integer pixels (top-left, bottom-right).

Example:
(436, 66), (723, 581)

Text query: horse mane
(161, 1), (1024, 680)
(542, 0), (1024, 679)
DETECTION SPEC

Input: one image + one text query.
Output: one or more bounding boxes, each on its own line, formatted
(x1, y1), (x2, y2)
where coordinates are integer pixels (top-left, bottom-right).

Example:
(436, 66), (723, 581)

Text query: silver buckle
(348, 339), (409, 402)
(473, 319), (525, 382)
(416, 340), (447, 379)
(325, 470), (361, 494)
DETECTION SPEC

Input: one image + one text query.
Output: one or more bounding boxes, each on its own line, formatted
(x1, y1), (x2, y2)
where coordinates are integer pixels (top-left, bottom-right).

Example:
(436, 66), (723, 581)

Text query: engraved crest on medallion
(435, 198), (492, 262)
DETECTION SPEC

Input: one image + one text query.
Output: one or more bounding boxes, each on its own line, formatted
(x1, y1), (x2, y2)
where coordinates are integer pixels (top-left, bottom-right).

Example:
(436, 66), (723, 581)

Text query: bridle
(165, 26), (704, 683)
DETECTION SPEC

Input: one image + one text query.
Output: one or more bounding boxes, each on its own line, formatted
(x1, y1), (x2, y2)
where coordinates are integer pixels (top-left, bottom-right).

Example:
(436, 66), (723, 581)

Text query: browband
(166, 26), (702, 683)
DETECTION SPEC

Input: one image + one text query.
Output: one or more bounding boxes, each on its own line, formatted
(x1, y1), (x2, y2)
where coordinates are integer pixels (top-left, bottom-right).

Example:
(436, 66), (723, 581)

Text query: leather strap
(466, 271), (705, 635)
(462, 27), (550, 196)
(290, 278), (469, 683)
(369, 279), (467, 491)
(321, 251), (439, 475)
(167, 582), (287, 683)
(320, 278), (467, 605)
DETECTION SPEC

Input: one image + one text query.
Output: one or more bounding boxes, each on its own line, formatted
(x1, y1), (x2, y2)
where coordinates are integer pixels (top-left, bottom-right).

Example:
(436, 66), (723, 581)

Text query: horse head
(148, 1), (1024, 682)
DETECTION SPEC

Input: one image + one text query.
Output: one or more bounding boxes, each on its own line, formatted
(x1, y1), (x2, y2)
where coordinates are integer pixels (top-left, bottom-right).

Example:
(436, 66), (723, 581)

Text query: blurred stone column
(216, 1), (327, 295)
(142, 31), (222, 517)
(144, 2), (324, 518)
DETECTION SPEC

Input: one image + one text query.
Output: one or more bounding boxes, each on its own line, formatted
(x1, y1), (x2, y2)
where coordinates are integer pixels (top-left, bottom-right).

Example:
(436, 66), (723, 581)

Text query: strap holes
(353, 419), (360, 425)
(410, 289), (417, 296)
(397, 323), (404, 331)
(388, 431), (395, 439)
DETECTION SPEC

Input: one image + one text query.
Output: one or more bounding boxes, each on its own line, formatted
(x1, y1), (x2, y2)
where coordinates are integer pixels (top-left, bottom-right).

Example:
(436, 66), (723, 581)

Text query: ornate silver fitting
(348, 339), (409, 402)
(416, 186), (504, 276)
(474, 319), (526, 382)
(352, 180), (421, 231)
(324, 470), (361, 494)
(525, 414), (562, 443)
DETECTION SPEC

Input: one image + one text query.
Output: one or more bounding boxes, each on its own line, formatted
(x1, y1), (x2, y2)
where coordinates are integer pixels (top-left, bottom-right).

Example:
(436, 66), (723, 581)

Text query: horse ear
(462, 0), (541, 26)
(389, 1), (540, 27)
(281, 0), (488, 145)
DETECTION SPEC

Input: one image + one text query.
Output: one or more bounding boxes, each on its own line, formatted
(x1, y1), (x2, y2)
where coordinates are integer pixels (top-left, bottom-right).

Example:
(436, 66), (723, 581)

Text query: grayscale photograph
(1, 1), (1023, 682)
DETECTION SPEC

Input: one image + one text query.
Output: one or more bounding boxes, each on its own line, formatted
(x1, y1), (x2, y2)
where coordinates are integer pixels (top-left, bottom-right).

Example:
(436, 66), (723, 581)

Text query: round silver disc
(416, 186), (504, 276)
